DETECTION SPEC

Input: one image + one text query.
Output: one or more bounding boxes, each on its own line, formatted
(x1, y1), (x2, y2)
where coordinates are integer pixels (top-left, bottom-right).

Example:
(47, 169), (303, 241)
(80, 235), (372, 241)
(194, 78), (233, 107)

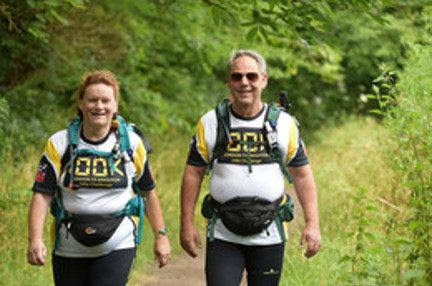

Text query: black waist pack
(216, 196), (283, 236)
(63, 214), (125, 247)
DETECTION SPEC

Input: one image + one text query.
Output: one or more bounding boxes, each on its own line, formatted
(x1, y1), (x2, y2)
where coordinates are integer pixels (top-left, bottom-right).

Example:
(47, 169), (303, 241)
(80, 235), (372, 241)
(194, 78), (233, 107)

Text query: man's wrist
(305, 220), (320, 229)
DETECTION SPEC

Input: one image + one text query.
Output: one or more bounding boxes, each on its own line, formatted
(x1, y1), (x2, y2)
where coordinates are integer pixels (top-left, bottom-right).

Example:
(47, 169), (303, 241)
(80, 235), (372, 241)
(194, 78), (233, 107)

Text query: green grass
(280, 117), (407, 285)
(0, 146), (54, 285)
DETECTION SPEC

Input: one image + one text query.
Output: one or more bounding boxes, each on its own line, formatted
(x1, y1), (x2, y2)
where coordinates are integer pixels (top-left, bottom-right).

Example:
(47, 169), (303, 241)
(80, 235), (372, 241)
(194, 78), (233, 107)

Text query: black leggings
(206, 239), (285, 286)
(53, 248), (136, 286)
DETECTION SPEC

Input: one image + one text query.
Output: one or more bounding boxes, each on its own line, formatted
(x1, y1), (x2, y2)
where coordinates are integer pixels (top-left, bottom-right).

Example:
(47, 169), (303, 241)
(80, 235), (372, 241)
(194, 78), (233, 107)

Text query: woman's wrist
(154, 227), (168, 237)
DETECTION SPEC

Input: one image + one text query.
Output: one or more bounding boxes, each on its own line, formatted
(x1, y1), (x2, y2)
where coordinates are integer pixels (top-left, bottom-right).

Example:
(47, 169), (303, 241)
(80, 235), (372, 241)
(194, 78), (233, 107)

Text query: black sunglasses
(230, 72), (260, 82)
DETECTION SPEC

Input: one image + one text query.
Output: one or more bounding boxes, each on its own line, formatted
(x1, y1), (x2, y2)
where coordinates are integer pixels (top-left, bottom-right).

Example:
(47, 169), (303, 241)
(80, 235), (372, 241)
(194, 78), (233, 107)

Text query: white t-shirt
(33, 127), (155, 257)
(187, 103), (309, 245)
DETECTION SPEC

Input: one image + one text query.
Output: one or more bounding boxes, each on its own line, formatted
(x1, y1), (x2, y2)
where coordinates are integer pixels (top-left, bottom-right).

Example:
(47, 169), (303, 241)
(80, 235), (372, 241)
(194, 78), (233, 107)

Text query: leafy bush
(0, 0), (86, 87)
(370, 43), (432, 285)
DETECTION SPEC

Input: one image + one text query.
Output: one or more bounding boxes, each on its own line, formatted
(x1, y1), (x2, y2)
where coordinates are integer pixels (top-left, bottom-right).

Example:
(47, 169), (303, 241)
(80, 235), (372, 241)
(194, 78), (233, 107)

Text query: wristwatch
(155, 227), (168, 236)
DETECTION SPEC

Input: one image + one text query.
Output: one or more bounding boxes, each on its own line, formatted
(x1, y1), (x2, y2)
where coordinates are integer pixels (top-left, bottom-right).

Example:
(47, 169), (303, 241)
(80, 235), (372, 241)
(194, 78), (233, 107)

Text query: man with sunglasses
(180, 49), (321, 286)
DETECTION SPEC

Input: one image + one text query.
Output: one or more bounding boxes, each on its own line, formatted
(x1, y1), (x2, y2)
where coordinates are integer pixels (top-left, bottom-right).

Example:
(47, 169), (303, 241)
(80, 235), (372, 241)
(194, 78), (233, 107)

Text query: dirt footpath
(136, 247), (247, 286)
(137, 249), (206, 286)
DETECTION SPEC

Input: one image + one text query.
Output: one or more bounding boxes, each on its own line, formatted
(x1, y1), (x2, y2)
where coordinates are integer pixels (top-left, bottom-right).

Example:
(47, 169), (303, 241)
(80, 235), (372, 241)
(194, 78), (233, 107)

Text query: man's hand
(180, 223), (202, 258)
(300, 224), (322, 258)
(180, 165), (205, 258)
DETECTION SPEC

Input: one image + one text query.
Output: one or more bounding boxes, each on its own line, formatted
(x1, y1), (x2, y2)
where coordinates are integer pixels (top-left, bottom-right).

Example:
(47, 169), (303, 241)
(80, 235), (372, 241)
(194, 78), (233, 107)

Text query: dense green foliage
(397, 49), (432, 283)
(1, 0), (431, 285)
(0, 0), (87, 88)
(368, 44), (432, 284)
(2, 0), (431, 155)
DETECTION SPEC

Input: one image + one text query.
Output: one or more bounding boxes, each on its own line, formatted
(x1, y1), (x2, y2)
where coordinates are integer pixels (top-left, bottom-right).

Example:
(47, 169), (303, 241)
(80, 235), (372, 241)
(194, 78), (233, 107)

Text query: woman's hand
(27, 238), (47, 266)
(27, 192), (52, 266)
(154, 234), (171, 268)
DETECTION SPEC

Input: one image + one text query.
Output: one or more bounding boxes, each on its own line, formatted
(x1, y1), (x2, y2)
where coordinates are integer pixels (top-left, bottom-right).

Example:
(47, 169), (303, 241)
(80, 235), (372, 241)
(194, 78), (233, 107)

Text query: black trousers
(53, 248), (136, 286)
(206, 239), (285, 286)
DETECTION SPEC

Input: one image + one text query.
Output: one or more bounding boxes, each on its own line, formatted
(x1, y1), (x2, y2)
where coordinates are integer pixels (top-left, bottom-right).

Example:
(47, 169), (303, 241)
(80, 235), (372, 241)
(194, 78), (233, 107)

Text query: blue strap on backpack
(115, 115), (145, 244)
(52, 115), (146, 250)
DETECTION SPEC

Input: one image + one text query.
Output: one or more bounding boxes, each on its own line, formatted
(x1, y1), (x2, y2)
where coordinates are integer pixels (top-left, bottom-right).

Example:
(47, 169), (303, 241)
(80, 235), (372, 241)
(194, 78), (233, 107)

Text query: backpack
(202, 92), (296, 241)
(206, 93), (292, 183)
(51, 115), (150, 250)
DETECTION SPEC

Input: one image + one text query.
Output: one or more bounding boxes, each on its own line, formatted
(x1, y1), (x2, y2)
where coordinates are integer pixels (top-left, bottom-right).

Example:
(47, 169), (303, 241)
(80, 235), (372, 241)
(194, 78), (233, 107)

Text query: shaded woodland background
(0, 1), (430, 285)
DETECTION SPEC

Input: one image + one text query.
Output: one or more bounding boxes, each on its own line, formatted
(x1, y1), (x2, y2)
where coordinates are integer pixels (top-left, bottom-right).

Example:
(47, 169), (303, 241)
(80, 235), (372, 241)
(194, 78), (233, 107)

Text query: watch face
(157, 228), (168, 235)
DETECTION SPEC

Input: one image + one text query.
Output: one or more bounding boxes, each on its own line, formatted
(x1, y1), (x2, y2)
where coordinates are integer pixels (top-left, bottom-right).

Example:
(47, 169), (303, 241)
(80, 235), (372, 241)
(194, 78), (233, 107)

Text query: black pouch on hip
(64, 214), (125, 247)
(216, 196), (282, 236)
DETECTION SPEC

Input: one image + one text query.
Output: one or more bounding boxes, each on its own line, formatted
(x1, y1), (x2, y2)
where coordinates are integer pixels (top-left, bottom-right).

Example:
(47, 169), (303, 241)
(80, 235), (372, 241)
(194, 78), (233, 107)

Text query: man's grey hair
(226, 49), (267, 76)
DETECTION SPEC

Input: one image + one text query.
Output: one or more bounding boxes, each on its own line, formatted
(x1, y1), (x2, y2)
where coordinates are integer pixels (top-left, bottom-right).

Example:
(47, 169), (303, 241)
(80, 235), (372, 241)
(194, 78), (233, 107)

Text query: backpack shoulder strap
(116, 115), (132, 155)
(266, 103), (281, 123)
(66, 116), (82, 189)
(130, 124), (153, 154)
(264, 103), (281, 150)
(116, 115), (153, 154)
(264, 103), (293, 183)
(216, 98), (231, 142)
(68, 116), (81, 147)
(115, 115), (143, 193)
(206, 98), (231, 175)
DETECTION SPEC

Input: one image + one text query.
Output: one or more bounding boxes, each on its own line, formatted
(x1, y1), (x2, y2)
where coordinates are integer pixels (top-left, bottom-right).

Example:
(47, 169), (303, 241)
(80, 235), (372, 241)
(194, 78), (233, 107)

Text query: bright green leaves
(367, 44), (432, 285)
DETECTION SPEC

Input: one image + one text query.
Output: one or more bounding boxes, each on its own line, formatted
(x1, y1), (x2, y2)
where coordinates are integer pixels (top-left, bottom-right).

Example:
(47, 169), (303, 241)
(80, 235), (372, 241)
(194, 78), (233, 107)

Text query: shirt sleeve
(186, 135), (208, 166)
(32, 156), (57, 194)
(32, 137), (62, 195)
(133, 137), (156, 191)
(186, 116), (210, 166)
(136, 159), (156, 191)
(284, 115), (309, 167)
(288, 136), (309, 167)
